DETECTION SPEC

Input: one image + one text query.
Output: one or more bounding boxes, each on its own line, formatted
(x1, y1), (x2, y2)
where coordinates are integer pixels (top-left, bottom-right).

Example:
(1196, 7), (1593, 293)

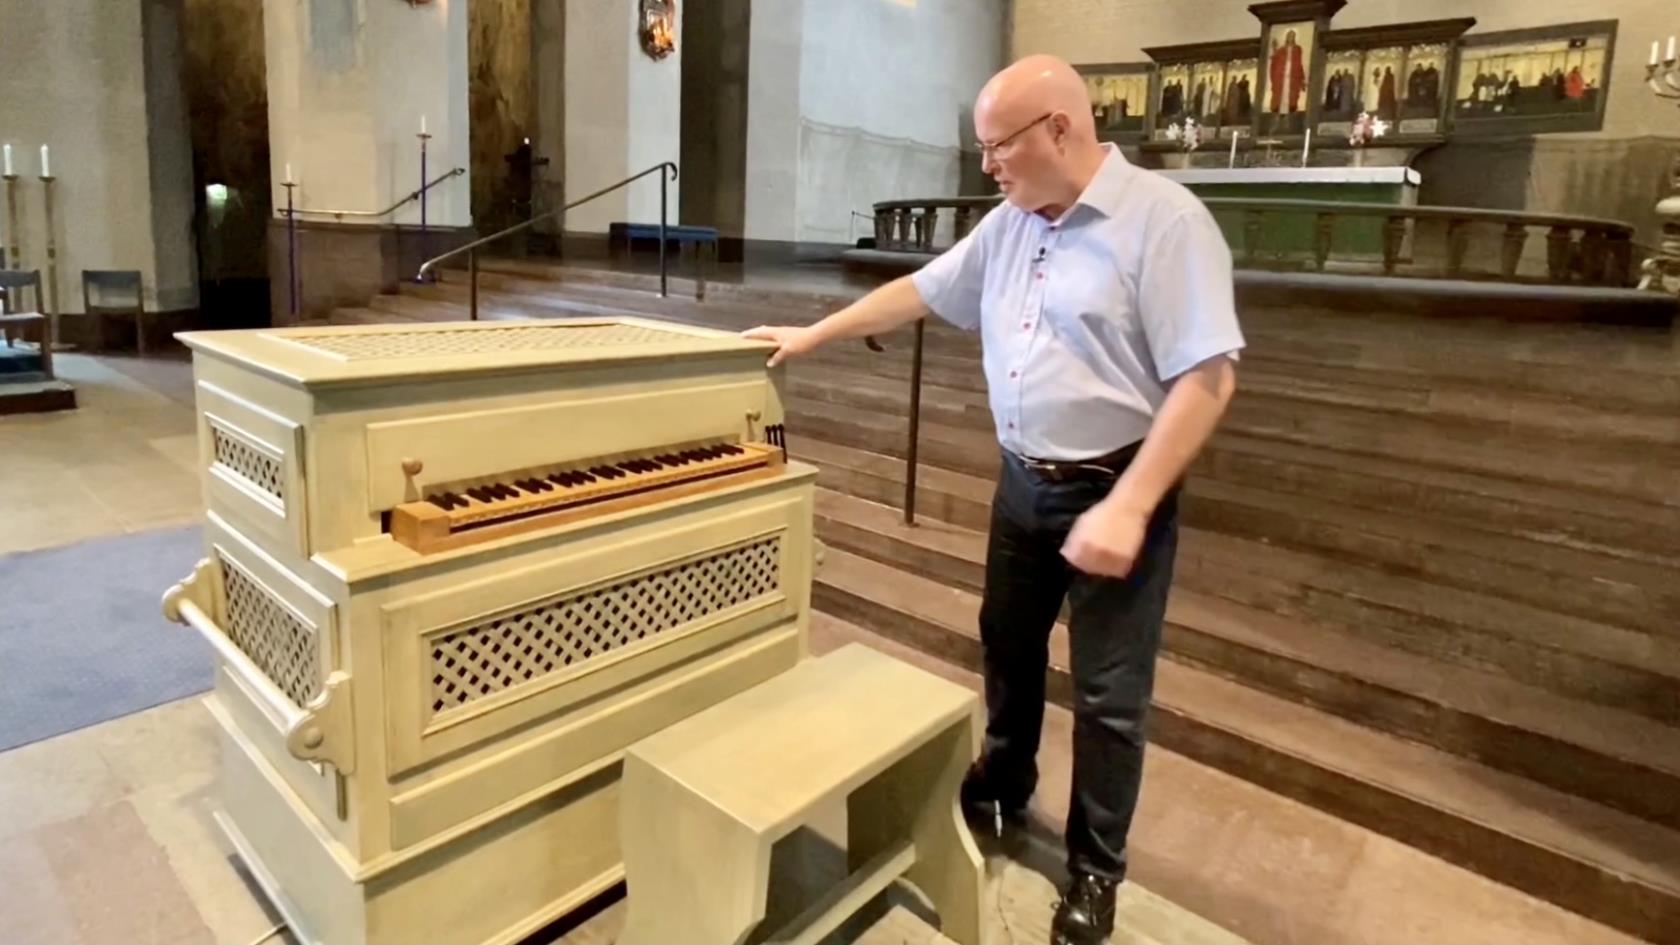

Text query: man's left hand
(1061, 498), (1151, 578)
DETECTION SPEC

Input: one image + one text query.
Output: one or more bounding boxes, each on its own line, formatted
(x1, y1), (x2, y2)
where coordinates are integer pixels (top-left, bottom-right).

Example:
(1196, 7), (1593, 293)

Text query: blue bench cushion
(609, 222), (718, 242)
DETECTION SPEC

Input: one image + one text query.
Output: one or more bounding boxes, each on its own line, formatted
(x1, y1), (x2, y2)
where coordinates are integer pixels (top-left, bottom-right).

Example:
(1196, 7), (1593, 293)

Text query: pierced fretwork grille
(211, 425), (284, 503)
(219, 555), (321, 708)
(428, 536), (783, 715)
(285, 323), (690, 360)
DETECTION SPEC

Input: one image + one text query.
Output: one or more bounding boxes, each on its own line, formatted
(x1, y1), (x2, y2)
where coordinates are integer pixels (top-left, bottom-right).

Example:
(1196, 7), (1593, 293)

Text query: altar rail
(870, 196), (1637, 287)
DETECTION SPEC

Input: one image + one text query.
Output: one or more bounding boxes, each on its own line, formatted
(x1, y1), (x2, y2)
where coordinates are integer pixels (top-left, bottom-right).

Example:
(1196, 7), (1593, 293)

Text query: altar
(1156, 165), (1421, 262)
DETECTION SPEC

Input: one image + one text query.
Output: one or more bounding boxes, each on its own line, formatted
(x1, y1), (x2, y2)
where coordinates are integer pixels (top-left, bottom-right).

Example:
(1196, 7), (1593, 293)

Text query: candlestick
(3, 173), (19, 272)
(283, 181), (299, 320)
(417, 130), (432, 280)
(39, 172), (60, 351)
(39, 145), (49, 179)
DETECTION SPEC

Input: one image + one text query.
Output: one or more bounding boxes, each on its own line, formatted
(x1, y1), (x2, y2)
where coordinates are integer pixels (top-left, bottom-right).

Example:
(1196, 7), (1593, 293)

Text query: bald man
(746, 55), (1243, 945)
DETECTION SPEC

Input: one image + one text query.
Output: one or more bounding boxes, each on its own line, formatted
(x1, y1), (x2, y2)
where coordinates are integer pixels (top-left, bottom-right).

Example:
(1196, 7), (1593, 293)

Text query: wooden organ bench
(617, 643), (986, 945)
(161, 316), (817, 944)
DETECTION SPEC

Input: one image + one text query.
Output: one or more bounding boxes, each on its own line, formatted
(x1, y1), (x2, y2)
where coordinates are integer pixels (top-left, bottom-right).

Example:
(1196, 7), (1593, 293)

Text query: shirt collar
(1071, 144), (1131, 219)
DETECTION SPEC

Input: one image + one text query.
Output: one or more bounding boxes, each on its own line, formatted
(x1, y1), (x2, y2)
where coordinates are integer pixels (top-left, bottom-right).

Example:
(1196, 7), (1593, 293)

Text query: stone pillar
(264, 0), (471, 322)
(562, 0), (682, 238)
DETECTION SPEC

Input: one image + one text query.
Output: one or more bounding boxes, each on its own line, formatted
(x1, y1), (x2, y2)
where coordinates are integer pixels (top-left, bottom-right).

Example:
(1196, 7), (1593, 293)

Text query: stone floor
(0, 351), (1643, 944)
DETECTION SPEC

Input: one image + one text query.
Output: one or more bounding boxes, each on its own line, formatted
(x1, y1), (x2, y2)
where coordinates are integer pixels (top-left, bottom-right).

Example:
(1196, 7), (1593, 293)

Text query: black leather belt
(1009, 440), (1142, 483)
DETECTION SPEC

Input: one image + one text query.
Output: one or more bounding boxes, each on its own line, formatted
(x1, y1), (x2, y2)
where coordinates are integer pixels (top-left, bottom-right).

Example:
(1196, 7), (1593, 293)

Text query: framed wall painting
(1075, 62), (1153, 143)
(1316, 18), (1475, 142)
(1449, 20), (1617, 136)
(1141, 38), (1264, 144)
(1261, 18), (1318, 135)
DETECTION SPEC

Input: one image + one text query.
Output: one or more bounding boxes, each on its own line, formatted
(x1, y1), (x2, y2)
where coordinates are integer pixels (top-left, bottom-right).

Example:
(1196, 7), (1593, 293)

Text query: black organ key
(427, 494), (452, 510)
(466, 486), (494, 502)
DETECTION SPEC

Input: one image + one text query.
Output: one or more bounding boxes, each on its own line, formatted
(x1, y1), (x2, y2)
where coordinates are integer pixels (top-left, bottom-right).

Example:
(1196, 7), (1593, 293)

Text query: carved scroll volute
(285, 672), (356, 775)
(162, 557), (218, 624)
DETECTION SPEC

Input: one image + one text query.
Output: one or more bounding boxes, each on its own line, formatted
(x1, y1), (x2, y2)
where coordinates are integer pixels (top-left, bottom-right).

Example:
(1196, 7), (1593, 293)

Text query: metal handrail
(417, 161), (680, 311)
(284, 167), (466, 221)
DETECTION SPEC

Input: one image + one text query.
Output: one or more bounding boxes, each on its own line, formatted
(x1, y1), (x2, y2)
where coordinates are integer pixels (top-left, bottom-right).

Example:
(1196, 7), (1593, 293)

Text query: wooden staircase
(324, 258), (1680, 942)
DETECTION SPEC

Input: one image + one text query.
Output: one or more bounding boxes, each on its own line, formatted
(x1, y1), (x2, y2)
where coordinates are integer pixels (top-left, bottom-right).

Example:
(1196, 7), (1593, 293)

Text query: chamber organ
(161, 318), (817, 944)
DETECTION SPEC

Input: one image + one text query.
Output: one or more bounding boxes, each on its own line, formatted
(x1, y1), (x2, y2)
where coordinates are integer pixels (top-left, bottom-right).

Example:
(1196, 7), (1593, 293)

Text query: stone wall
(469, 0), (533, 235)
(0, 0), (197, 315)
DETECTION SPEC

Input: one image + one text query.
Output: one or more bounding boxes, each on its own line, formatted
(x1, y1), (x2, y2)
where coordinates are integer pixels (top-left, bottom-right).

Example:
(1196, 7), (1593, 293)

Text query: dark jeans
(977, 446), (1179, 883)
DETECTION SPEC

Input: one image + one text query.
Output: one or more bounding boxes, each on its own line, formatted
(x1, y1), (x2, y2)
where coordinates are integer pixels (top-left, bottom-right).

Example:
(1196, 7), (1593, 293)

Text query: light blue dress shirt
(911, 145), (1245, 462)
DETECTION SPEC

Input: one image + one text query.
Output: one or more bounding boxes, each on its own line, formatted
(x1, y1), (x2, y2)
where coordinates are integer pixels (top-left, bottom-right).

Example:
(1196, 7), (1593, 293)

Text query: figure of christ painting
(1454, 30), (1610, 122)
(1219, 58), (1259, 135)
(1155, 63), (1192, 138)
(1191, 61), (1229, 130)
(1263, 19), (1316, 135)
(1082, 71), (1151, 136)
(1318, 48), (1366, 126)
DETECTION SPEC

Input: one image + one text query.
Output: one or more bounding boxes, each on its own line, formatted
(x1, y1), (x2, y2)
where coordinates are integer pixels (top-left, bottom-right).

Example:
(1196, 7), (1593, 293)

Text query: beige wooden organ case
(160, 318), (818, 944)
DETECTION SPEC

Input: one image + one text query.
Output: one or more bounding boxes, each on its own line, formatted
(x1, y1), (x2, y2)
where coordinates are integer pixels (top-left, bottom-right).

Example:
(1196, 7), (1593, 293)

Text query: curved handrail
(417, 161), (679, 280)
(286, 167), (466, 221)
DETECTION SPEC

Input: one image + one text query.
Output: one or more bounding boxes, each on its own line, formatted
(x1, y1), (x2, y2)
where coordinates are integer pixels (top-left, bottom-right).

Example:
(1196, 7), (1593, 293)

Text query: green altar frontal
(1157, 167), (1421, 261)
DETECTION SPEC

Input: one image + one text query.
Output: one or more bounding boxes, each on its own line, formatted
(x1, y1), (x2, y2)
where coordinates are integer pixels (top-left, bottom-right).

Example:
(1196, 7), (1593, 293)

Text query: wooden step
(792, 437), (993, 533)
(1176, 529), (1680, 724)
(812, 545), (1680, 944)
(1180, 476), (1680, 638)
(785, 395), (1001, 480)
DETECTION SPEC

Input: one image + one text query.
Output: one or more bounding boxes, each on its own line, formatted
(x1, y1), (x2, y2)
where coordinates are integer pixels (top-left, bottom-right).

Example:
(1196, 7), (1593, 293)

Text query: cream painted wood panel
(162, 317), (817, 944)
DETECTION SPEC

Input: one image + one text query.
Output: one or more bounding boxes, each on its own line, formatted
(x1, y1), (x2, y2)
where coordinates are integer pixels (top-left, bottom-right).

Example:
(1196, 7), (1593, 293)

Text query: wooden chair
(0, 269), (51, 379)
(81, 269), (146, 355)
(617, 643), (985, 945)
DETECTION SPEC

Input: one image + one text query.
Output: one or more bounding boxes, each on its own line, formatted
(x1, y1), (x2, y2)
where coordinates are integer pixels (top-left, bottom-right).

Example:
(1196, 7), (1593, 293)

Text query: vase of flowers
(1163, 117), (1202, 167)
(1348, 111), (1389, 166)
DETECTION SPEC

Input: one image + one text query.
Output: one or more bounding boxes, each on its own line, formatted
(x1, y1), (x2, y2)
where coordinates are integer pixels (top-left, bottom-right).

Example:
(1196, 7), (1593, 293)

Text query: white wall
(564, 0), (681, 233)
(0, 0), (196, 314)
(743, 0), (1005, 244)
(265, 0), (471, 228)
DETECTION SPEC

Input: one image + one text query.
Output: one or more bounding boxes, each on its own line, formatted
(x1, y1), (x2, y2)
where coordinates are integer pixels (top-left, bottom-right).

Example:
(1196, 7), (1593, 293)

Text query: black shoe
(958, 756), (1032, 836)
(1050, 871), (1118, 945)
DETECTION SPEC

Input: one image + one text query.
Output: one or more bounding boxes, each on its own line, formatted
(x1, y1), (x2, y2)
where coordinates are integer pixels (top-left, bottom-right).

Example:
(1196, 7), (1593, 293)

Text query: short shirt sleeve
(1137, 206), (1246, 380)
(910, 213), (992, 332)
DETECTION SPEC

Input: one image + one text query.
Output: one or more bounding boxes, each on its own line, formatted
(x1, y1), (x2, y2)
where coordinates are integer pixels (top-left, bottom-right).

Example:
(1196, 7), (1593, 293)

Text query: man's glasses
(976, 112), (1054, 159)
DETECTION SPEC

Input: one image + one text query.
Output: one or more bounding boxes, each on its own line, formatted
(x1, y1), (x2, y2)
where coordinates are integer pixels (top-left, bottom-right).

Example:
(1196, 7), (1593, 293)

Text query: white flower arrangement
(1163, 117), (1202, 152)
(1349, 111), (1390, 147)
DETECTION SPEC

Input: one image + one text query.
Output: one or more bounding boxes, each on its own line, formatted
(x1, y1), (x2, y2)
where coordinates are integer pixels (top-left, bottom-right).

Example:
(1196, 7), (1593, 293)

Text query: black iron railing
(417, 162), (680, 316)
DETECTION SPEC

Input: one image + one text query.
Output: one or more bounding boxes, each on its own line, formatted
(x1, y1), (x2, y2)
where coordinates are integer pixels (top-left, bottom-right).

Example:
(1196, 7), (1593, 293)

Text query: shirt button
(1035, 272), (1044, 280)
(1021, 322), (1030, 330)
(1009, 370), (1018, 378)
(1008, 421), (1016, 429)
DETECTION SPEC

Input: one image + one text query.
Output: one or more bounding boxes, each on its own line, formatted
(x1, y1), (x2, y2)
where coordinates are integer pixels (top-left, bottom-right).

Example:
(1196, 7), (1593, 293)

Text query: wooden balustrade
(867, 195), (1639, 288)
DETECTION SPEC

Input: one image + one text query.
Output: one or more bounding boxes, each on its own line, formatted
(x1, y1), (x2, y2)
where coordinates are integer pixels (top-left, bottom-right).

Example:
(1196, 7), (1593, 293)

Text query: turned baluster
(874, 211), (890, 247)
(1313, 212), (1334, 272)
(1445, 218), (1471, 279)
(1382, 215), (1407, 276)
(1606, 232), (1633, 286)
(1243, 210), (1264, 264)
(953, 205), (974, 241)
(916, 208), (939, 251)
(1546, 226), (1573, 282)
(1499, 223), (1527, 279)
(1579, 227), (1609, 284)
(894, 208), (912, 249)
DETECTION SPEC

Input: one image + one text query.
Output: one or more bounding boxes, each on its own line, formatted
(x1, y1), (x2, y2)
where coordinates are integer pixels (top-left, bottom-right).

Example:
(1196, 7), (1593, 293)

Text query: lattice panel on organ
(210, 423), (284, 503)
(218, 555), (321, 708)
(428, 536), (784, 715)
(285, 323), (692, 360)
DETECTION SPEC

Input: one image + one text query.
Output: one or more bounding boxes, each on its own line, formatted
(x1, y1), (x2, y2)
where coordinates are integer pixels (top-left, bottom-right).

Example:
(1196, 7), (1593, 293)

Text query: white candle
(1229, 130), (1239, 166)
(420, 114), (427, 135)
(1653, 40), (1661, 66)
(284, 162), (293, 184)
(40, 144), (49, 178)
(1668, 35), (1675, 61)
(1301, 128), (1311, 166)
(2, 144), (11, 177)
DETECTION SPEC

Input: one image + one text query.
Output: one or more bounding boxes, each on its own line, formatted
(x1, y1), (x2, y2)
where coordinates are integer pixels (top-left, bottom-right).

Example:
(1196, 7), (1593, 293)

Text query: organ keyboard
(160, 317), (817, 945)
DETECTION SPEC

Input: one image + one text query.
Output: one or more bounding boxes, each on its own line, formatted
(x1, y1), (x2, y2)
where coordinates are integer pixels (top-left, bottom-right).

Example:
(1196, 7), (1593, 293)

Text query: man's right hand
(741, 325), (821, 368)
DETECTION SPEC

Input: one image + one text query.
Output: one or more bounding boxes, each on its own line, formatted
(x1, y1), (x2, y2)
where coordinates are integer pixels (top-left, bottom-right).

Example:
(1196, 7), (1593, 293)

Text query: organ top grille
(285, 323), (691, 360)
(176, 317), (777, 389)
